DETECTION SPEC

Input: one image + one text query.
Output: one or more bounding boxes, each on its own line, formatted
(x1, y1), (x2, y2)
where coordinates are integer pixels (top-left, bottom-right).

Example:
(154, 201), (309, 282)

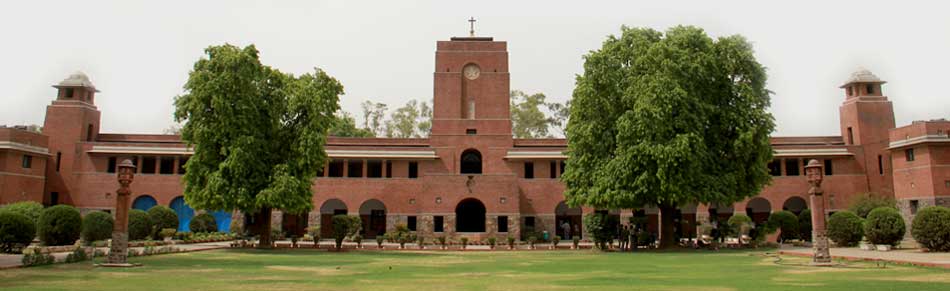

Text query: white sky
(2, 0), (948, 136)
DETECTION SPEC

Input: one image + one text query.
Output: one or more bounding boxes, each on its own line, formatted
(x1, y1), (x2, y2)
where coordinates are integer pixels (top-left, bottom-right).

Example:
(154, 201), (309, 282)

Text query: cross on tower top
(468, 17), (476, 37)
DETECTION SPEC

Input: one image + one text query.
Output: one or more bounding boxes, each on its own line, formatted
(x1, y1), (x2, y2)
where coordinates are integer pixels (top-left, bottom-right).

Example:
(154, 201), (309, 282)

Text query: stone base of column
(106, 231), (129, 265)
(811, 230), (832, 265)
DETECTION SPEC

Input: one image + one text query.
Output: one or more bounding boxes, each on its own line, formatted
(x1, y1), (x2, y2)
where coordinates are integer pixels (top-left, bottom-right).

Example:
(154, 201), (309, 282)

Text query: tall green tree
(510, 90), (553, 138)
(360, 101), (388, 136)
(547, 100), (570, 137)
(329, 111), (373, 137)
(173, 44), (342, 247)
(386, 99), (422, 138)
(563, 26), (775, 248)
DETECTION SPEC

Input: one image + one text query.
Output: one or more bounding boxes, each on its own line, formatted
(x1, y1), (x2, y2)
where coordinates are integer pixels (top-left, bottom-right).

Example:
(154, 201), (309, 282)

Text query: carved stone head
(804, 159), (823, 188)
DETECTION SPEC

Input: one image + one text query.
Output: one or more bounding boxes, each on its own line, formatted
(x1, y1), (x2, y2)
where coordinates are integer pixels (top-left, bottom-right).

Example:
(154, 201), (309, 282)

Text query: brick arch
(455, 197), (486, 232)
(744, 197), (772, 224)
(460, 149), (482, 174)
(782, 196), (808, 215)
(554, 201), (582, 239)
(319, 198), (349, 238)
(358, 199), (387, 238)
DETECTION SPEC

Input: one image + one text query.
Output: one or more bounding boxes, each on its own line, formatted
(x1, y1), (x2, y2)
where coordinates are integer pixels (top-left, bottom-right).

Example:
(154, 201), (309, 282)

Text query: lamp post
(804, 159), (832, 265)
(106, 159), (136, 265)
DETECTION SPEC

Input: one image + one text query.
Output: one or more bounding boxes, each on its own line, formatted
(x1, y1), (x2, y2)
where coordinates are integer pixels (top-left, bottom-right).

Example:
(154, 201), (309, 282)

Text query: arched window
(460, 149), (482, 174)
(455, 198), (486, 232)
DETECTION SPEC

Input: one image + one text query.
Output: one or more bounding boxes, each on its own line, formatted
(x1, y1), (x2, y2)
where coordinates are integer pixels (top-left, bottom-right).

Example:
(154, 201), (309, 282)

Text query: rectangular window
(50, 192), (59, 206)
(906, 148), (915, 162)
(366, 160), (383, 178)
(347, 160), (364, 177)
(824, 159), (833, 176)
(178, 156), (188, 175)
(866, 84), (874, 94)
(408, 162), (418, 179)
(466, 129), (477, 135)
(910, 200), (919, 215)
(524, 162), (534, 179)
(385, 161), (392, 178)
(784, 158), (800, 176)
(21, 155), (32, 168)
(328, 159), (344, 177)
(107, 157), (117, 173)
(550, 161), (558, 178)
(768, 159), (781, 176)
(847, 127), (854, 145)
(65, 88), (74, 98)
(498, 216), (508, 232)
(141, 156), (156, 174)
(159, 157), (175, 174)
(56, 152), (62, 172)
(560, 160), (566, 174)
(878, 155), (884, 175)
(434, 216), (444, 232)
(407, 216), (417, 231)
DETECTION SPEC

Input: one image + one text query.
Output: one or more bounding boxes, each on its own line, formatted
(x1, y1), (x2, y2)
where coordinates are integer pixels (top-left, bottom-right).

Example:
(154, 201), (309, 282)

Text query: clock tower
(429, 34), (513, 174)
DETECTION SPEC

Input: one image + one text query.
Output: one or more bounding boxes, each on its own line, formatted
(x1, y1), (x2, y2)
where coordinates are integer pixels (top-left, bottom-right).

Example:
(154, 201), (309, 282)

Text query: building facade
(2, 34), (947, 242)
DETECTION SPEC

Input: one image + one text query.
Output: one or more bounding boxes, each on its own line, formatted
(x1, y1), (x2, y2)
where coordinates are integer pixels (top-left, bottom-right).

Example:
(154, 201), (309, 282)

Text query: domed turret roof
(840, 68), (886, 88)
(53, 71), (98, 91)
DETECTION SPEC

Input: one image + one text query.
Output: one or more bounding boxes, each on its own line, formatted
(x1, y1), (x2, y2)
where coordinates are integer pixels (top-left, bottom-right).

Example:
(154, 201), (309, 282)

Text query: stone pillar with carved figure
(805, 159), (832, 265)
(106, 159), (136, 265)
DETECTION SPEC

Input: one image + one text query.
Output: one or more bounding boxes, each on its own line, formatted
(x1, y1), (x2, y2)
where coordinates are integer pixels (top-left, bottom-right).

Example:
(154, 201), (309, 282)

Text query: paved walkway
(0, 241), (231, 269)
(780, 246), (950, 268)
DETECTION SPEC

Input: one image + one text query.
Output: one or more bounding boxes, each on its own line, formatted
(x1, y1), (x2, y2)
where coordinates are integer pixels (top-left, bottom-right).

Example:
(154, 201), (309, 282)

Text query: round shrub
(767, 210), (799, 242)
(912, 206), (950, 252)
(147, 206), (178, 237)
(798, 209), (812, 242)
(0, 201), (44, 225)
(864, 207), (905, 246)
(827, 211), (864, 247)
(189, 213), (217, 233)
(0, 211), (36, 253)
(848, 194), (897, 218)
(727, 214), (752, 237)
(80, 211), (114, 245)
(38, 205), (82, 246)
(128, 209), (151, 241)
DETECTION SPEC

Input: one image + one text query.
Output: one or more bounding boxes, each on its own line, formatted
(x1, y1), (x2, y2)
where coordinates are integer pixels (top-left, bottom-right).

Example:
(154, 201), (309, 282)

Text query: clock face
(463, 64), (480, 80)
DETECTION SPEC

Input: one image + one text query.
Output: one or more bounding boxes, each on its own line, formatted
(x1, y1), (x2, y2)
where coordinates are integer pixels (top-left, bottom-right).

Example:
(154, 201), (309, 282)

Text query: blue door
(132, 195), (157, 211)
(170, 196), (194, 232)
(211, 210), (231, 232)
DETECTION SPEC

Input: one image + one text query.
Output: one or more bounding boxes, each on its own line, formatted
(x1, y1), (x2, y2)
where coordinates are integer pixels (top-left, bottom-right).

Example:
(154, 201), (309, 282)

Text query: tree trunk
(258, 207), (273, 249)
(658, 204), (676, 248)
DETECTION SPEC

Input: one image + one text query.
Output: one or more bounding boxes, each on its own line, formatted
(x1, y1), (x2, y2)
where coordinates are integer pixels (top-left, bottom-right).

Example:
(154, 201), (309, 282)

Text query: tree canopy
(563, 26), (775, 247)
(173, 44), (342, 246)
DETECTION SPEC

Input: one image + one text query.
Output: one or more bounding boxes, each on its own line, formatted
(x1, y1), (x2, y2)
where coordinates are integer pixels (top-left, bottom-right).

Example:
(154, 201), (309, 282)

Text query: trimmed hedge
(912, 206), (950, 252)
(38, 205), (82, 246)
(0, 201), (44, 225)
(81, 211), (114, 245)
(864, 207), (905, 246)
(128, 209), (151, 241)
(0, 211), (36, 253)
(798, 209), (812, 242)
(827, 211), (864, 247)
(147, 206), (178, 237)
(727, 214), (752, 237)
(767, 210), (799, 242)
(189, 213), (217, 233)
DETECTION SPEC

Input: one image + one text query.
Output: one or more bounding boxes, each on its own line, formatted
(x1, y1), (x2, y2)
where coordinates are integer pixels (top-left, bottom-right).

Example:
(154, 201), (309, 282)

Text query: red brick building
(3, 35), (947, 242)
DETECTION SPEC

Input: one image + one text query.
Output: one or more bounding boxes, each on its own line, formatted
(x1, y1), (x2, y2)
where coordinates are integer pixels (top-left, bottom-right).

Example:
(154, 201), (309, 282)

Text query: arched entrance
(455, 198), (486, 232)
(132, 195), (157, 211)
(677, 204), (698, 240)
(745, 197), (772, 225)
(319, 199), (348, 238)
(359, 199), (387, 238)
(210, 210), (231, 232)
(282, 212), (308, 238)
(170, 196), (194, 232)
(555, 201), (582, 239)
(782, 196), (808, 215)
(708, 202), (734, 225)
(460, 149), (482, 174)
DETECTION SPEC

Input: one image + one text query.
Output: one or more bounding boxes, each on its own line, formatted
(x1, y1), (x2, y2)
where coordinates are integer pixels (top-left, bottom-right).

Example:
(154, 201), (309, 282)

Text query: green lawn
(2, 248), (948, 290)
